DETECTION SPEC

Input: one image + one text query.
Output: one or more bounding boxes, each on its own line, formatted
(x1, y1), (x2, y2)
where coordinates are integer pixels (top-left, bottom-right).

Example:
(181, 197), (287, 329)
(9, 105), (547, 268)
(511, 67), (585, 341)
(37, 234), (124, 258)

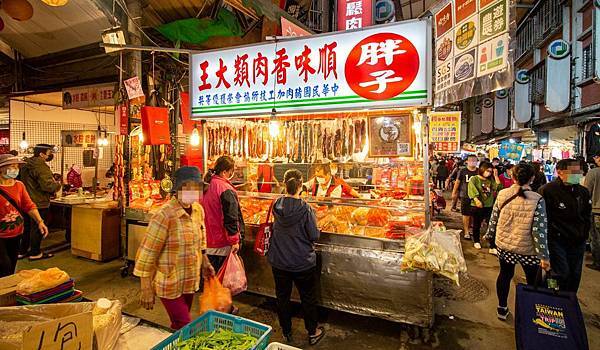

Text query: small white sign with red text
(190, 20), (431, 118)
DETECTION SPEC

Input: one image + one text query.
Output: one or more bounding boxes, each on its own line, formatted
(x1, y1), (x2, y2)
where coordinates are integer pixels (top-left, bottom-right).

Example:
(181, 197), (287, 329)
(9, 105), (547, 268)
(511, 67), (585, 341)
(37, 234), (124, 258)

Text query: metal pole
(422, 111), (431, 229)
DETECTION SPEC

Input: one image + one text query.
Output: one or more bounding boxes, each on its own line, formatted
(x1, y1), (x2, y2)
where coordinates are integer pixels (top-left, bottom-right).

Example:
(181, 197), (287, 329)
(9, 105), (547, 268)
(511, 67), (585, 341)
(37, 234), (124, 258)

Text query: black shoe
(284, 333), (294, 344)
(309, 326), (325, 346)
(497, 306), (510, 321)
(586, 263), (600, 271)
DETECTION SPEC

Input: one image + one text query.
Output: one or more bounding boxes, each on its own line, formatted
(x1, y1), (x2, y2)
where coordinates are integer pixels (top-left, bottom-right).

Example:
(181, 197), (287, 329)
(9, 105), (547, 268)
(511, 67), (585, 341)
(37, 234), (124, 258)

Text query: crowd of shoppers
(436, 153), (597, 325)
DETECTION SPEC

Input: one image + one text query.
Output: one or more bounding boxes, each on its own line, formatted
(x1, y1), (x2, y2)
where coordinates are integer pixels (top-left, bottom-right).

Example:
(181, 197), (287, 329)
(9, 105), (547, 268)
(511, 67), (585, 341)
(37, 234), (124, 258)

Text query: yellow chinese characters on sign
(429, 111), (462, 153)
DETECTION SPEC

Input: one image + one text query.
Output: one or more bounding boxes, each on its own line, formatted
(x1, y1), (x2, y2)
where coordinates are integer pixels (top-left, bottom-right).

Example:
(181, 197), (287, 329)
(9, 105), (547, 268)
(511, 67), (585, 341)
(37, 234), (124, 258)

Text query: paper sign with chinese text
(191, 20), (431, 118)
(368, 115), (412, 157)
(22, 312), (93, 350)
(337, 0), (373, 31)
(429, 111), (461, 153)
(124, 77), (145, 100)
(61, 130), (98, 148)
(62, 84), (116, 110)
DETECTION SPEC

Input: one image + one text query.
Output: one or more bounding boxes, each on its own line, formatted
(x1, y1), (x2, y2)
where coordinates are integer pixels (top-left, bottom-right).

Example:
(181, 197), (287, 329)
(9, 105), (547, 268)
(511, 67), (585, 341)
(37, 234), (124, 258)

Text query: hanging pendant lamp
(1, 0), (34, 21)
(41, 0), (69, 6)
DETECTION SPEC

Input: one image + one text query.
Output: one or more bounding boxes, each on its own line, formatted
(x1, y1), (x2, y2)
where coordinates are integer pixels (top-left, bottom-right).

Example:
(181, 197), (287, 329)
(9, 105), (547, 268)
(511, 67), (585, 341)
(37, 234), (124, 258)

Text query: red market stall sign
(337, 0), (373, 30)
(190, 20), (431, 118)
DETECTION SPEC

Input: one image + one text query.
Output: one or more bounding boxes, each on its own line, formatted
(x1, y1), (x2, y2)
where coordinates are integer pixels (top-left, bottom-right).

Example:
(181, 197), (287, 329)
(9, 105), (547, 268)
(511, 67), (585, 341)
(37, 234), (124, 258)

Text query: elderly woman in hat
(134, 166), (215, 330)
(0, 154), (48, 277)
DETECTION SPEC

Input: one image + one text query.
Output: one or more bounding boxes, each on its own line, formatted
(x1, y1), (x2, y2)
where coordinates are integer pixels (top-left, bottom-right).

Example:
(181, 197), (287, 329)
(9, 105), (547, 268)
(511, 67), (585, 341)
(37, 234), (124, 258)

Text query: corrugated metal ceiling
(0, 0), (111, 58)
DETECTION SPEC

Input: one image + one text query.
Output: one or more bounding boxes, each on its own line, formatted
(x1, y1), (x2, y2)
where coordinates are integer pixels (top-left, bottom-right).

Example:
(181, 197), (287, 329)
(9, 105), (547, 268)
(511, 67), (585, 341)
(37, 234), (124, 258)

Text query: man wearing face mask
(19, 144), (61, 261)
(453, 155), (480, 240)
(135, 166), (214, 329)
(539, 159), (592, 293)
(306, 162), (360, 198)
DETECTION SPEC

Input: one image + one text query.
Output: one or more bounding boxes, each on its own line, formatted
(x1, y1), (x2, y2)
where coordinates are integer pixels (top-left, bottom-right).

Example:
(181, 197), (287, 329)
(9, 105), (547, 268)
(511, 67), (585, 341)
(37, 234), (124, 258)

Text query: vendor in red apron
(305, 162), (360, 198)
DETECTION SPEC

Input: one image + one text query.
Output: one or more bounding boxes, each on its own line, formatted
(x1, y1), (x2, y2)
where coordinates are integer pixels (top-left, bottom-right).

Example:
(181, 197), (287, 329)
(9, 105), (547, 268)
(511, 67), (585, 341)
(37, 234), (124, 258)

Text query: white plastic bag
(217, 252), (248, 296)
(401, 229), (467, 285)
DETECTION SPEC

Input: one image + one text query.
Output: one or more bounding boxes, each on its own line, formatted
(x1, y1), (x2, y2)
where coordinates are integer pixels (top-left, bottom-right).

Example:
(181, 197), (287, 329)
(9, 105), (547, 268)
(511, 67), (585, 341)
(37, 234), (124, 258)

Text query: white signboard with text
(190, 20), (431, 118)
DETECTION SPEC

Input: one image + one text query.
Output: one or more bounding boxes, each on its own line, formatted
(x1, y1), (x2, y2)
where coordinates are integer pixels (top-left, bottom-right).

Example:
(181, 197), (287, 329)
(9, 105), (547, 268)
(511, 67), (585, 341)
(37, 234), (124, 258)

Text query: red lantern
(2, 0), (34, 21)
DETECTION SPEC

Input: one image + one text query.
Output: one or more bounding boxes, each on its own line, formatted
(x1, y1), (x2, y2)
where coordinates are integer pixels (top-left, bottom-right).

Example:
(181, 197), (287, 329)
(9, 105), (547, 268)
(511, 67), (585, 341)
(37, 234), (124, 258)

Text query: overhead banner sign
(62, 83), (115, 109)
(433, 0), (512, 107)
(545, 39), (571, 112)
(429, 111), (461, 153)
(190, 20), (431, 118)
(337, 0), (373, 30)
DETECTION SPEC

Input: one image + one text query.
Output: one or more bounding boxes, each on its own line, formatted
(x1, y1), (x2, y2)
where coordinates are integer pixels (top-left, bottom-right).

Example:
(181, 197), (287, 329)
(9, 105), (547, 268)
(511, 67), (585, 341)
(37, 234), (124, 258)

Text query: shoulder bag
(253, 198), (278, 256)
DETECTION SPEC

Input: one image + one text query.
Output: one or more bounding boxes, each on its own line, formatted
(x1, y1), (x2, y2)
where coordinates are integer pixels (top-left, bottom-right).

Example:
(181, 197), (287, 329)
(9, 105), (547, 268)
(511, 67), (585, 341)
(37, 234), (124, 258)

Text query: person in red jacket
(0, 154), (48, 277)
(66, 164), (83, 189)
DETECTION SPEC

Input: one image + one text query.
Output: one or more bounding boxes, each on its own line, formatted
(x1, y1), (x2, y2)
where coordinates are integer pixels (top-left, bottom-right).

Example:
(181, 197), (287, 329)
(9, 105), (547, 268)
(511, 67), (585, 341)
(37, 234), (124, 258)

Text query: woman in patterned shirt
(486, 163), (551, 321)
(134, 166), (215, 330)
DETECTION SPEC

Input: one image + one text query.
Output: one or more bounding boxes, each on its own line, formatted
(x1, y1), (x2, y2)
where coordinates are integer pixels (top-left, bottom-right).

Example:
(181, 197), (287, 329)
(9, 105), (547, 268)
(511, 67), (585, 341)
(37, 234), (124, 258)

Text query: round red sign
(345, 32), (420, 101)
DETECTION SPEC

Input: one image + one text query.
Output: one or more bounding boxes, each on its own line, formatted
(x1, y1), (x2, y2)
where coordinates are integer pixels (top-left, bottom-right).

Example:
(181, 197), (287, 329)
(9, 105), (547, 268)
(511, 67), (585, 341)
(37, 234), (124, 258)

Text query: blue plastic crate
(152, 310), (272, 350)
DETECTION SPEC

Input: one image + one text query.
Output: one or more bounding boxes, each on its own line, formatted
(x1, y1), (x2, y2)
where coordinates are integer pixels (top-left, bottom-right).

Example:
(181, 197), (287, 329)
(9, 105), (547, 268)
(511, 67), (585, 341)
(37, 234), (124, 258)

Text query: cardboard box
(0, 274), (24, 306)
(0, 301), (122, 350)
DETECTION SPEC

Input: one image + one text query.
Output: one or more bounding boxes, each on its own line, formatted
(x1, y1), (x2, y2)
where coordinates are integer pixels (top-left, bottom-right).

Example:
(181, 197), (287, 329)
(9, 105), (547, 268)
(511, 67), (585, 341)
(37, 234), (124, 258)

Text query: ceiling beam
(24, 43), (107, 68)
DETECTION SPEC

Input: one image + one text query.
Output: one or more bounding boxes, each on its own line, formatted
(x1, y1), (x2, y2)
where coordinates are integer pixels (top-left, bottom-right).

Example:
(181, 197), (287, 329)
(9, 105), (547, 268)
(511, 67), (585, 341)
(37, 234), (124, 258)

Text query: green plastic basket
(152, 310), (272, 350)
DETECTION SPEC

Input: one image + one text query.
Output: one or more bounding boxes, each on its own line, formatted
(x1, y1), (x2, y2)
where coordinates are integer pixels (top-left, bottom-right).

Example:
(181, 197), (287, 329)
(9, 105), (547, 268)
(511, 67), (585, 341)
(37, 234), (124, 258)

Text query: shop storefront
(183, 19), (436, 327)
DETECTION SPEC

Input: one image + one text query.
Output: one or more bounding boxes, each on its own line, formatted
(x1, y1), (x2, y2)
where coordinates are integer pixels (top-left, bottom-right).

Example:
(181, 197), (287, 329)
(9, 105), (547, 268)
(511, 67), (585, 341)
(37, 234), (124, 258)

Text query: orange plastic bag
(199, 277), (232, 314)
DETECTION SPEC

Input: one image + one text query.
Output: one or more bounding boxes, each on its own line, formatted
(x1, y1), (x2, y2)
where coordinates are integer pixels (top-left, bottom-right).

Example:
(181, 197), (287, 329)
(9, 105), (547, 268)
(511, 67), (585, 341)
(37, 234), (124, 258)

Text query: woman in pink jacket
(202, 155), (244, 275)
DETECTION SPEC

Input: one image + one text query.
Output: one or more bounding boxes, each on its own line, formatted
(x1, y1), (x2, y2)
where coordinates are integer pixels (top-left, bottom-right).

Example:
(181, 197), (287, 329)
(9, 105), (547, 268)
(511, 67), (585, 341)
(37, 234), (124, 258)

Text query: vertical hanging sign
(481, 97), (494, 133)
(545, 39), (571, 112)
(471, 104), (482, 138)
(494, 89), (509, 130)
(514, 69), (532, 123)
(594, 0), (600, 80)
(337, 0), (373, 30)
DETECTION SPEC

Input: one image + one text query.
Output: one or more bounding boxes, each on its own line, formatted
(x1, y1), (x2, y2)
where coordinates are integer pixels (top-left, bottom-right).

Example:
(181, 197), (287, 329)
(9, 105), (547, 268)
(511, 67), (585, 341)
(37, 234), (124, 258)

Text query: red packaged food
(141, 106), (171, 145)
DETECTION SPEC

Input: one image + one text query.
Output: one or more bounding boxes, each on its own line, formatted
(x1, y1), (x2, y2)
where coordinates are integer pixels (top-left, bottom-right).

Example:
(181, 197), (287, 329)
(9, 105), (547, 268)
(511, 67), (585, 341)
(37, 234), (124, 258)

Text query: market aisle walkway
(16, 209), (600, 349)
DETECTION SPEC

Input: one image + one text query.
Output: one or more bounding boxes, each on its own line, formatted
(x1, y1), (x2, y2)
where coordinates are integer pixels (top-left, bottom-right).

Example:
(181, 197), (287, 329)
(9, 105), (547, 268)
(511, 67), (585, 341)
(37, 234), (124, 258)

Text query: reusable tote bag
(253, 198), (277, 256)
(515, 282), (589, 350)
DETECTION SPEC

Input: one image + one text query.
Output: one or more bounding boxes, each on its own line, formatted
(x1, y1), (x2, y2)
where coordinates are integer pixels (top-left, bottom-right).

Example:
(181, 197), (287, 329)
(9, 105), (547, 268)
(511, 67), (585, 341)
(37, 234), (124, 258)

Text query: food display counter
(238, 182), (433, 327)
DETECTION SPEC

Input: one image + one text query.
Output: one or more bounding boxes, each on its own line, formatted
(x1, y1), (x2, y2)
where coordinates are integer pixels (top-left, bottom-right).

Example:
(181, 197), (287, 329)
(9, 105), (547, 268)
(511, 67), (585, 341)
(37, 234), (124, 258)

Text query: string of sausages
(206, 119), (367, 162)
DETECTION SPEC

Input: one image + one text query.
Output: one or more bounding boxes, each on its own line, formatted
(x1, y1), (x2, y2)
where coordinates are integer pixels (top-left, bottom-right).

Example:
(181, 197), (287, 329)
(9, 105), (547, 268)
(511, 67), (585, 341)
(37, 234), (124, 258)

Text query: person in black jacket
(539, 159), (592, 293)
(267, 169), (325, 346)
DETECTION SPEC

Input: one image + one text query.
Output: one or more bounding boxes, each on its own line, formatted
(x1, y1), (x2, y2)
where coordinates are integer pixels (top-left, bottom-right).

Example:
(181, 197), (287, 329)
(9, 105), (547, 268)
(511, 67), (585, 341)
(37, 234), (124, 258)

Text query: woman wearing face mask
(486, 163), (551, 320)
(468, 161), (502, 253)
(0, 154), (48, 277)
(134, 166), (214, 330)
(202, 156), (245, 290)
(306, 162), (360, 198)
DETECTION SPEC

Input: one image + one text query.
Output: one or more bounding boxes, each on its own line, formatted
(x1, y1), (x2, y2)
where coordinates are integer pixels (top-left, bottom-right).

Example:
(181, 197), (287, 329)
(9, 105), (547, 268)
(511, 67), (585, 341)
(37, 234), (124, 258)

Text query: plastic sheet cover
(432, 0), (517, 107)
